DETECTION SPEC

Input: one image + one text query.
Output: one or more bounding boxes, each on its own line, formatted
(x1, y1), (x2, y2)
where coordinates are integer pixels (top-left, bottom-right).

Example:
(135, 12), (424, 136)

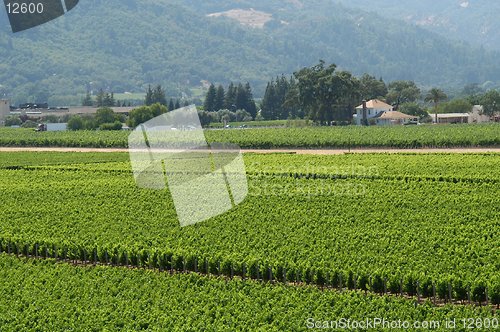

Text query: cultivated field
(0, 254), (495, 330)
(0, 152), (498, 324)
(0, 124), (498, 148)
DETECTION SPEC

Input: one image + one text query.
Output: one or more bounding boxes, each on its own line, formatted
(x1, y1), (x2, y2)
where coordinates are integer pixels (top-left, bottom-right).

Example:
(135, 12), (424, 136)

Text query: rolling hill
(334, 0), (500, 51)
(0, 0), (499, 105)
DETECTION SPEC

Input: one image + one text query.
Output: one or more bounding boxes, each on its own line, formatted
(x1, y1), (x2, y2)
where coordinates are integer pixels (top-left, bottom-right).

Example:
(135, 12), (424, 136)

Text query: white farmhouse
(355, 99), (393, 125)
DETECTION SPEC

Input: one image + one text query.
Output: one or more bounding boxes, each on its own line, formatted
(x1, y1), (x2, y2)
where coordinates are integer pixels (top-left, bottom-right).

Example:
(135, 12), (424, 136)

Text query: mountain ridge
(0, 0), (499, 105)
(333, 0), (500, 51)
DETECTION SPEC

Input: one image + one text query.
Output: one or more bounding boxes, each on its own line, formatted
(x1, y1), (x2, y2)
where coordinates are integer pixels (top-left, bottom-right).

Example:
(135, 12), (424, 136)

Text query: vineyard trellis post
(448, 283), (452, 303)
(433, 283), (436, 304)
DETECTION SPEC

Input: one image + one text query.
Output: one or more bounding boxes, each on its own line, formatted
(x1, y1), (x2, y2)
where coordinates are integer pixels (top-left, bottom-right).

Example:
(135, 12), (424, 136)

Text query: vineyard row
(1, 239), (498, 307)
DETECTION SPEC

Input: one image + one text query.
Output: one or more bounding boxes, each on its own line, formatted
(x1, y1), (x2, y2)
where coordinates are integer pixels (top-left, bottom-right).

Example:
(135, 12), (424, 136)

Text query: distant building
(431, 105), (497, 124)
(355, 99), (393, 125)
(0, 99), (10, 126)
(371, 110), (418, 126)
(432, 113), (470, 124)
(354, 99), (416, 125)
(9, 106), (136, 118)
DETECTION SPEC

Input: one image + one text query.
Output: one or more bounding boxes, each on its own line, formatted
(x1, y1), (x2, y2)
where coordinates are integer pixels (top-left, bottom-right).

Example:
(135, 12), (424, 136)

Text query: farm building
(354, 99), (393, 125)
(0, 99), (10, 126)
(370, 110), (417, 125)
(432, 113), (470, 124)
(431, 105), (497, 124)
(354, 99), (416, 125)
(8, 106), (136, 118)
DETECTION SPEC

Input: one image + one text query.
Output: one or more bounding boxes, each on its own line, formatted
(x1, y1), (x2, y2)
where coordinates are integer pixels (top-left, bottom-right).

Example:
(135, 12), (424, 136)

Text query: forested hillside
(334, 0), (500, 51)
(0, 0), (499, 105)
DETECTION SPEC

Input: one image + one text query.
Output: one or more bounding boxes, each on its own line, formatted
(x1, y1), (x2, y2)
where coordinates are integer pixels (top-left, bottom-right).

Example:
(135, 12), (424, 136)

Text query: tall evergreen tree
(235, 83), (247, 111)
(261, 81), (277, 119)
(261, 76), (299, 120)
(174, 99), (181, 109)
(244, 82), (257, 118)
(153, 85), (167, 106)
(145, 85), (166, 106)
(82, 91), (93, 106)
(224, 82), (237, 110)
(214, 85), (225, 112)
(284, 76), (301, 118)
(103, 92), (115, 107)
(96, 89), (105, 107)
(168, 98), (175, 111)
(276, 76), (289, 119)
(203, 84), (217, 112)
(145, 85), (154, 106)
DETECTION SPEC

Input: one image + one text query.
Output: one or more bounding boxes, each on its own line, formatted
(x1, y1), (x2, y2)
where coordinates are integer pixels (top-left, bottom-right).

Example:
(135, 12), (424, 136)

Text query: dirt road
(0, 147), (499, 154)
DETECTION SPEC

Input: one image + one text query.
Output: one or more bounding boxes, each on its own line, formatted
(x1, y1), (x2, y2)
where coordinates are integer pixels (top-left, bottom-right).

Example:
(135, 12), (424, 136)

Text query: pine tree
(262, 76), (300, 120)
(96, 89), (105, 107)
(276, 76), (290, 119)
(285, 76), (300, 118)
(214, 85), (225, 112)
(153, 85), (167, 106)
(174, 100), (181, 109)
(224, 82), (237, 110)
(203, 84), (217, 112)
(235, 83), (247, 111)
(244, 82), (257, 118)
(168, 99), (175, 111)
(145, 85), (154, 106)
(82, 91), (93, 106)
(103, 92), (114, 107)
(261, 81), (277, 119)
(110, 92), (115, 106)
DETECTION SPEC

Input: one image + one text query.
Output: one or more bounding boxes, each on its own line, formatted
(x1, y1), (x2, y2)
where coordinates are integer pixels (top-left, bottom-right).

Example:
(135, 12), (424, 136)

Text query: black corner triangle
(65, 0), (79, 12)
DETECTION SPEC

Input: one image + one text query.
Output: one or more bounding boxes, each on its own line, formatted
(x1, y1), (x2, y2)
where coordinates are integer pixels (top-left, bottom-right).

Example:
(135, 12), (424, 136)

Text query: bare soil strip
(0, 147), (499, 154)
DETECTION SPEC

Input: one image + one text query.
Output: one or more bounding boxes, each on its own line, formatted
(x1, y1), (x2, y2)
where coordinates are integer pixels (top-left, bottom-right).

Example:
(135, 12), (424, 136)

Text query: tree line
(260, 61), (391, 123)
(82, 89), (132, 108)
(203, 83), (257, 118)
(258, 61), (500, 123)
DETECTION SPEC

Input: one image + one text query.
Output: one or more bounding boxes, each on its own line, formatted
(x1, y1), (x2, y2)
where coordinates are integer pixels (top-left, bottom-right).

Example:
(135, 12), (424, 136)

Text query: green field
(0, 152), (498, 308)
(0, 124), (499, 148)
(0, 255), (496, 331)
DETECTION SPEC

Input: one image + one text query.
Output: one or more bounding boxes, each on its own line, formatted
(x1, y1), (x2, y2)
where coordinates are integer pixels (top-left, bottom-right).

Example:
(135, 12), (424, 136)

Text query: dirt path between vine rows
(0, 147), (499, 154)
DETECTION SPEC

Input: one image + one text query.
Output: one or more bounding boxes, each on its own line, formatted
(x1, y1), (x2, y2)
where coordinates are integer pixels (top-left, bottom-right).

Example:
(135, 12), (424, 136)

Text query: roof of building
(69, 107), (136, 114)
(9, 106), (137, 117)
(356, 99), (393, 110)
(435, 113), (470, 118)
(372, 111), (417, 120)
